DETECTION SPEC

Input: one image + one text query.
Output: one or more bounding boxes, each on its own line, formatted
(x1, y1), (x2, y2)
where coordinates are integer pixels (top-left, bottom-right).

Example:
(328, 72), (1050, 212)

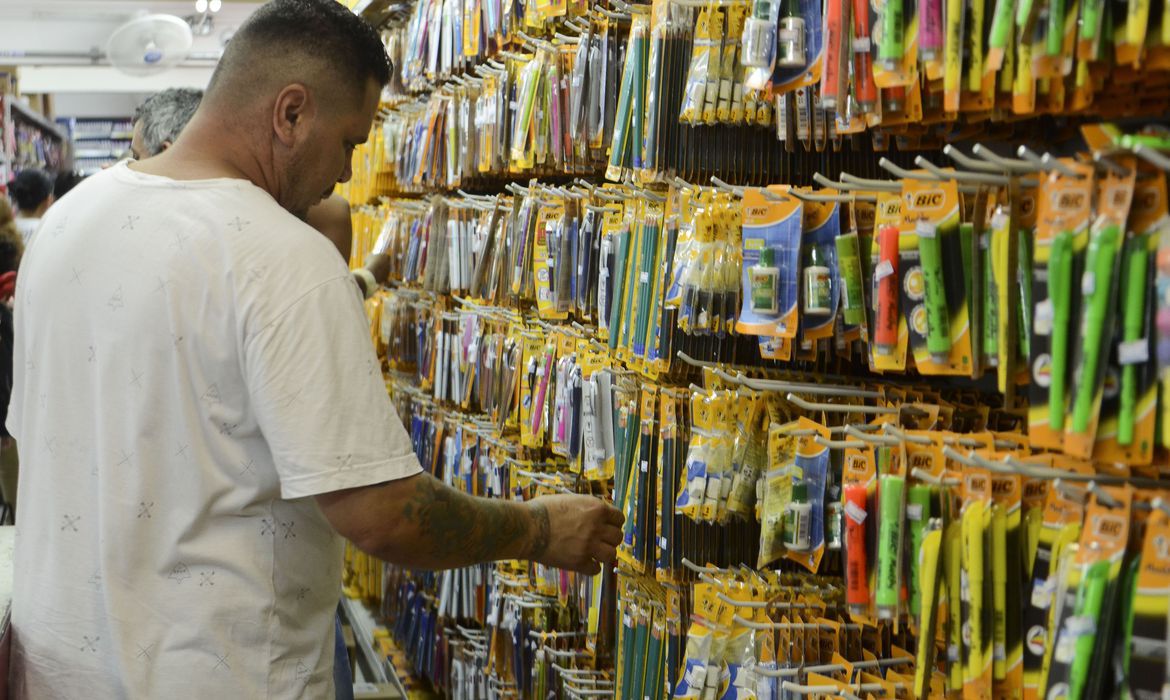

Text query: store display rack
(1, 95), (66, 186)
(339, 0), (1170, 697)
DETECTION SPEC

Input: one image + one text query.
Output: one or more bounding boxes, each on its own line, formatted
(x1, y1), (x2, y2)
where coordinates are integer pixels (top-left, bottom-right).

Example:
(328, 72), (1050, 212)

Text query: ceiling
(0, 0), (264, 93)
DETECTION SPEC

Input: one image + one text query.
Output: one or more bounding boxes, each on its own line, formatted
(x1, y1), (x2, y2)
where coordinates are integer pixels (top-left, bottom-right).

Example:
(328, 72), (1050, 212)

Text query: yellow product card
(899, 177), (973, 376)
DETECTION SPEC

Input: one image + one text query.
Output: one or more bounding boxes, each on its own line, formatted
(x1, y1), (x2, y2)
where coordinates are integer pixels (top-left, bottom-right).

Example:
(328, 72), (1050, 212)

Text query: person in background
(54, 170), (86, 201)
(129, 88), (203, 161)
(134, 87), (390, 299)
(9, 1), (621, 697)
(7, 169), (54, 244)
(0, 198), (22, 520)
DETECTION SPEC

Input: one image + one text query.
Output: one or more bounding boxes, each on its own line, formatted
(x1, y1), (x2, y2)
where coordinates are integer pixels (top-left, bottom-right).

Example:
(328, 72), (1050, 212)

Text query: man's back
(8, 162), (418, 698)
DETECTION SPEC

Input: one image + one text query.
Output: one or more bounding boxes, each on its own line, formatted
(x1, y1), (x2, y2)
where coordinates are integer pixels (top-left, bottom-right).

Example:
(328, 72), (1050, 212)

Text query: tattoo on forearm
(526, 501), (550, 561)
(399, 475), (544, 564)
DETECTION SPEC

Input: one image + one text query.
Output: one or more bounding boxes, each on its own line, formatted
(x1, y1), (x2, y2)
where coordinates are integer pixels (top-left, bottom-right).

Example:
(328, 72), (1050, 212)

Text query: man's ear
(273, 83), (312, 147)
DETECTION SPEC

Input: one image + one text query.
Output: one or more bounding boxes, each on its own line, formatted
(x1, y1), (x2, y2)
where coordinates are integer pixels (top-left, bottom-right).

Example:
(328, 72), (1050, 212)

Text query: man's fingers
(605, 507), (625, 526)
(577, 558), (602, 576)
(590, 541), (618, 565)
(598, 525), (623, 548)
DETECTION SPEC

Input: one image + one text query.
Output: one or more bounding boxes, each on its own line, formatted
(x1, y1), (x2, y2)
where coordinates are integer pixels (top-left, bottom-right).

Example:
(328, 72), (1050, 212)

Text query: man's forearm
(331, 473), (550, 570)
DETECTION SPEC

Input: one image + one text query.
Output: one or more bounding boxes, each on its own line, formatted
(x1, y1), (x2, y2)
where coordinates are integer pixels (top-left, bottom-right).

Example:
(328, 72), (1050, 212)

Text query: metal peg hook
(786, 393), (898, 415)
(913, 155), (1010, 186)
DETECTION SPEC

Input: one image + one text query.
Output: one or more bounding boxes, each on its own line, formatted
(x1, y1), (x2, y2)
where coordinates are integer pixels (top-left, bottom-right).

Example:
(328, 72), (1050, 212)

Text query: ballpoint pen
(1118, 237), (1149, 446)
(1071, 224), (1122, 434)
(1048, 230), (1074, 431)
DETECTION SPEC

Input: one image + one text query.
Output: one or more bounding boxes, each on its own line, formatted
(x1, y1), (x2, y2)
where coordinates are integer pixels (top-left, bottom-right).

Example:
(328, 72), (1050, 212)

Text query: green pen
(1119, 237), (1150, 446)
(876, 473), (906, 619)
(918, 221), (952, 363)
(1067, 559), (1111, 700)
(983, 228), (999, 367)
(836, 232), (866, 326)
(879, 0), (905, 68)
(987, 0), (1015, 69)
(1079, 0), (1104, 48)
(1072, 224), (1123, 434)
(906, 484), (934, 617)
(1048, 231), (1074, 431)
(1047, 0), (1066, 56)
(1119, 134), (1170, 151)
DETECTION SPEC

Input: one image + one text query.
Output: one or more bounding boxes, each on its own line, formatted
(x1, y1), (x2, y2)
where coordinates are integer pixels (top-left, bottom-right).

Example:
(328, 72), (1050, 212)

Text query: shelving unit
(0, 95), (66, 186)
(339, 595), (408, 698)
(56, 117), (134, 176)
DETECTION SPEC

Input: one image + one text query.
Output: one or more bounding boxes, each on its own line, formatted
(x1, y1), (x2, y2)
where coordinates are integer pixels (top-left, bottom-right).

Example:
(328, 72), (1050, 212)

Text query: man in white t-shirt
(6, 1), (623, 698)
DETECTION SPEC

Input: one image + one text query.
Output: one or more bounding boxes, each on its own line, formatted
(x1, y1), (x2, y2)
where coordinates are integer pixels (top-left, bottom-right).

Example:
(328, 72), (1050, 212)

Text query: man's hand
(318, 473), (625, 573)
(527, 495), (625, 575)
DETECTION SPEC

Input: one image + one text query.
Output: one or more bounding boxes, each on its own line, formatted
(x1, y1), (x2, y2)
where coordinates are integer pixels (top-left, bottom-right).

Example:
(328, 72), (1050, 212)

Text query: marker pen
(1119, 238), (1149, 446)
(963, 500), (986, 687)
(878, 0), (905, 68)
(919, 0), (943, 60)
(1067, 559), (1110, 700)
(917, 220), (952, 363)
(906, 483), (933, 617)
(853, 0), (878, 109)
(837, 232), (866, 326)
(1071, 224), (1122, 434)
(875, 474), (906, 619)
(914, 521), (944, 698)
(821, 0), (845, 109)
(1048, 230), (1074, 430)
(875, 224), (901, 354)
(844, 483), (871, 615)
(1047, 0), (1066, 57)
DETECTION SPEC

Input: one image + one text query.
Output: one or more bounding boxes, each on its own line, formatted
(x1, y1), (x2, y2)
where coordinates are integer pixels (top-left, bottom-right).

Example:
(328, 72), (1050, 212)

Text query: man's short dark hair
(208, 0), (391, 96)
(8, 169), (53, 213)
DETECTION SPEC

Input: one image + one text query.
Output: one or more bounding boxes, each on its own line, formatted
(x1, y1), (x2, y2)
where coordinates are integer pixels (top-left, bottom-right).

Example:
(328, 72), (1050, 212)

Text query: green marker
(1119, 237), (1150, 446)
(1072, 224), (1123, 434)
(1048, 231), (1074, 430)
(1067, 559), (1111, 700)
(906, 484), (934, 617)
(879, 0), (905, 67)
(1047, 0), (1066, 56)
(987, 0), (1015, 69)
(876, 474), (906, 619)
(917, 221), (952, 363)
(836, 233), (866, 326)
(1079, 0), (1104, 47)
(1119, 134), (1170, 150)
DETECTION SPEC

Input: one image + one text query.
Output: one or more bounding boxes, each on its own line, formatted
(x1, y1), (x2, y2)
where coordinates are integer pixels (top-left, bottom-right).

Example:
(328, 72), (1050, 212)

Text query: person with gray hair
(129, 87), (203, 160)
(131, 86), (391, 297)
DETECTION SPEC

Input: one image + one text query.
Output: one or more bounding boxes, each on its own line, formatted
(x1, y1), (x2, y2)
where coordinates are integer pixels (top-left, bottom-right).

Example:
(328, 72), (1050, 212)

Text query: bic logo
(908, 190), (945, 210)
(1094, 514), (1125, 540)
(1055, 192), (1086, 211)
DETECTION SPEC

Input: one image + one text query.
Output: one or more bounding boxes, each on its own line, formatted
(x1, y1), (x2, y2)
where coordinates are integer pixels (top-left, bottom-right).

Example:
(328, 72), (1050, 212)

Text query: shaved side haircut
(205, 0), (391, 106)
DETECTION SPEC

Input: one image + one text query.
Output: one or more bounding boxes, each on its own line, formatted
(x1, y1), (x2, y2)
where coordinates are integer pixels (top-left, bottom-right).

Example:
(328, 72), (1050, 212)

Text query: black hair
(208, 0), (391, 94)
(8, 169), (53, 213)
(54, 170), (85, 200)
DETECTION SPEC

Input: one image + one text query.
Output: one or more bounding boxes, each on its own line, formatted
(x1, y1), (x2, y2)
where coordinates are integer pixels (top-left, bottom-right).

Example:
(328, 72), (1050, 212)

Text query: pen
(874, 224), (901, 355)
(853, 0), (878, 109)
(919, 0), (943, 60)
(875, 473), (905, 619)
(844, 483), (871, 615)
(1071, 224), (1122, 434)
(1118, 237), (1149, 446)
(1067, 559), (1110, 700)
(878, 0), (905, 67)
(1048, 230), (1074, 431)
(906, 483), (933, 617)
(918, 221), (952, 364)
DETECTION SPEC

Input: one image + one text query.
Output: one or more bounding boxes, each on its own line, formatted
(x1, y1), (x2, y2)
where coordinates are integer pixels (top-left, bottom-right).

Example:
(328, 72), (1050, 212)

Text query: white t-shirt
(6, 162), (422, 699)
(13, 216), (39, 246)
